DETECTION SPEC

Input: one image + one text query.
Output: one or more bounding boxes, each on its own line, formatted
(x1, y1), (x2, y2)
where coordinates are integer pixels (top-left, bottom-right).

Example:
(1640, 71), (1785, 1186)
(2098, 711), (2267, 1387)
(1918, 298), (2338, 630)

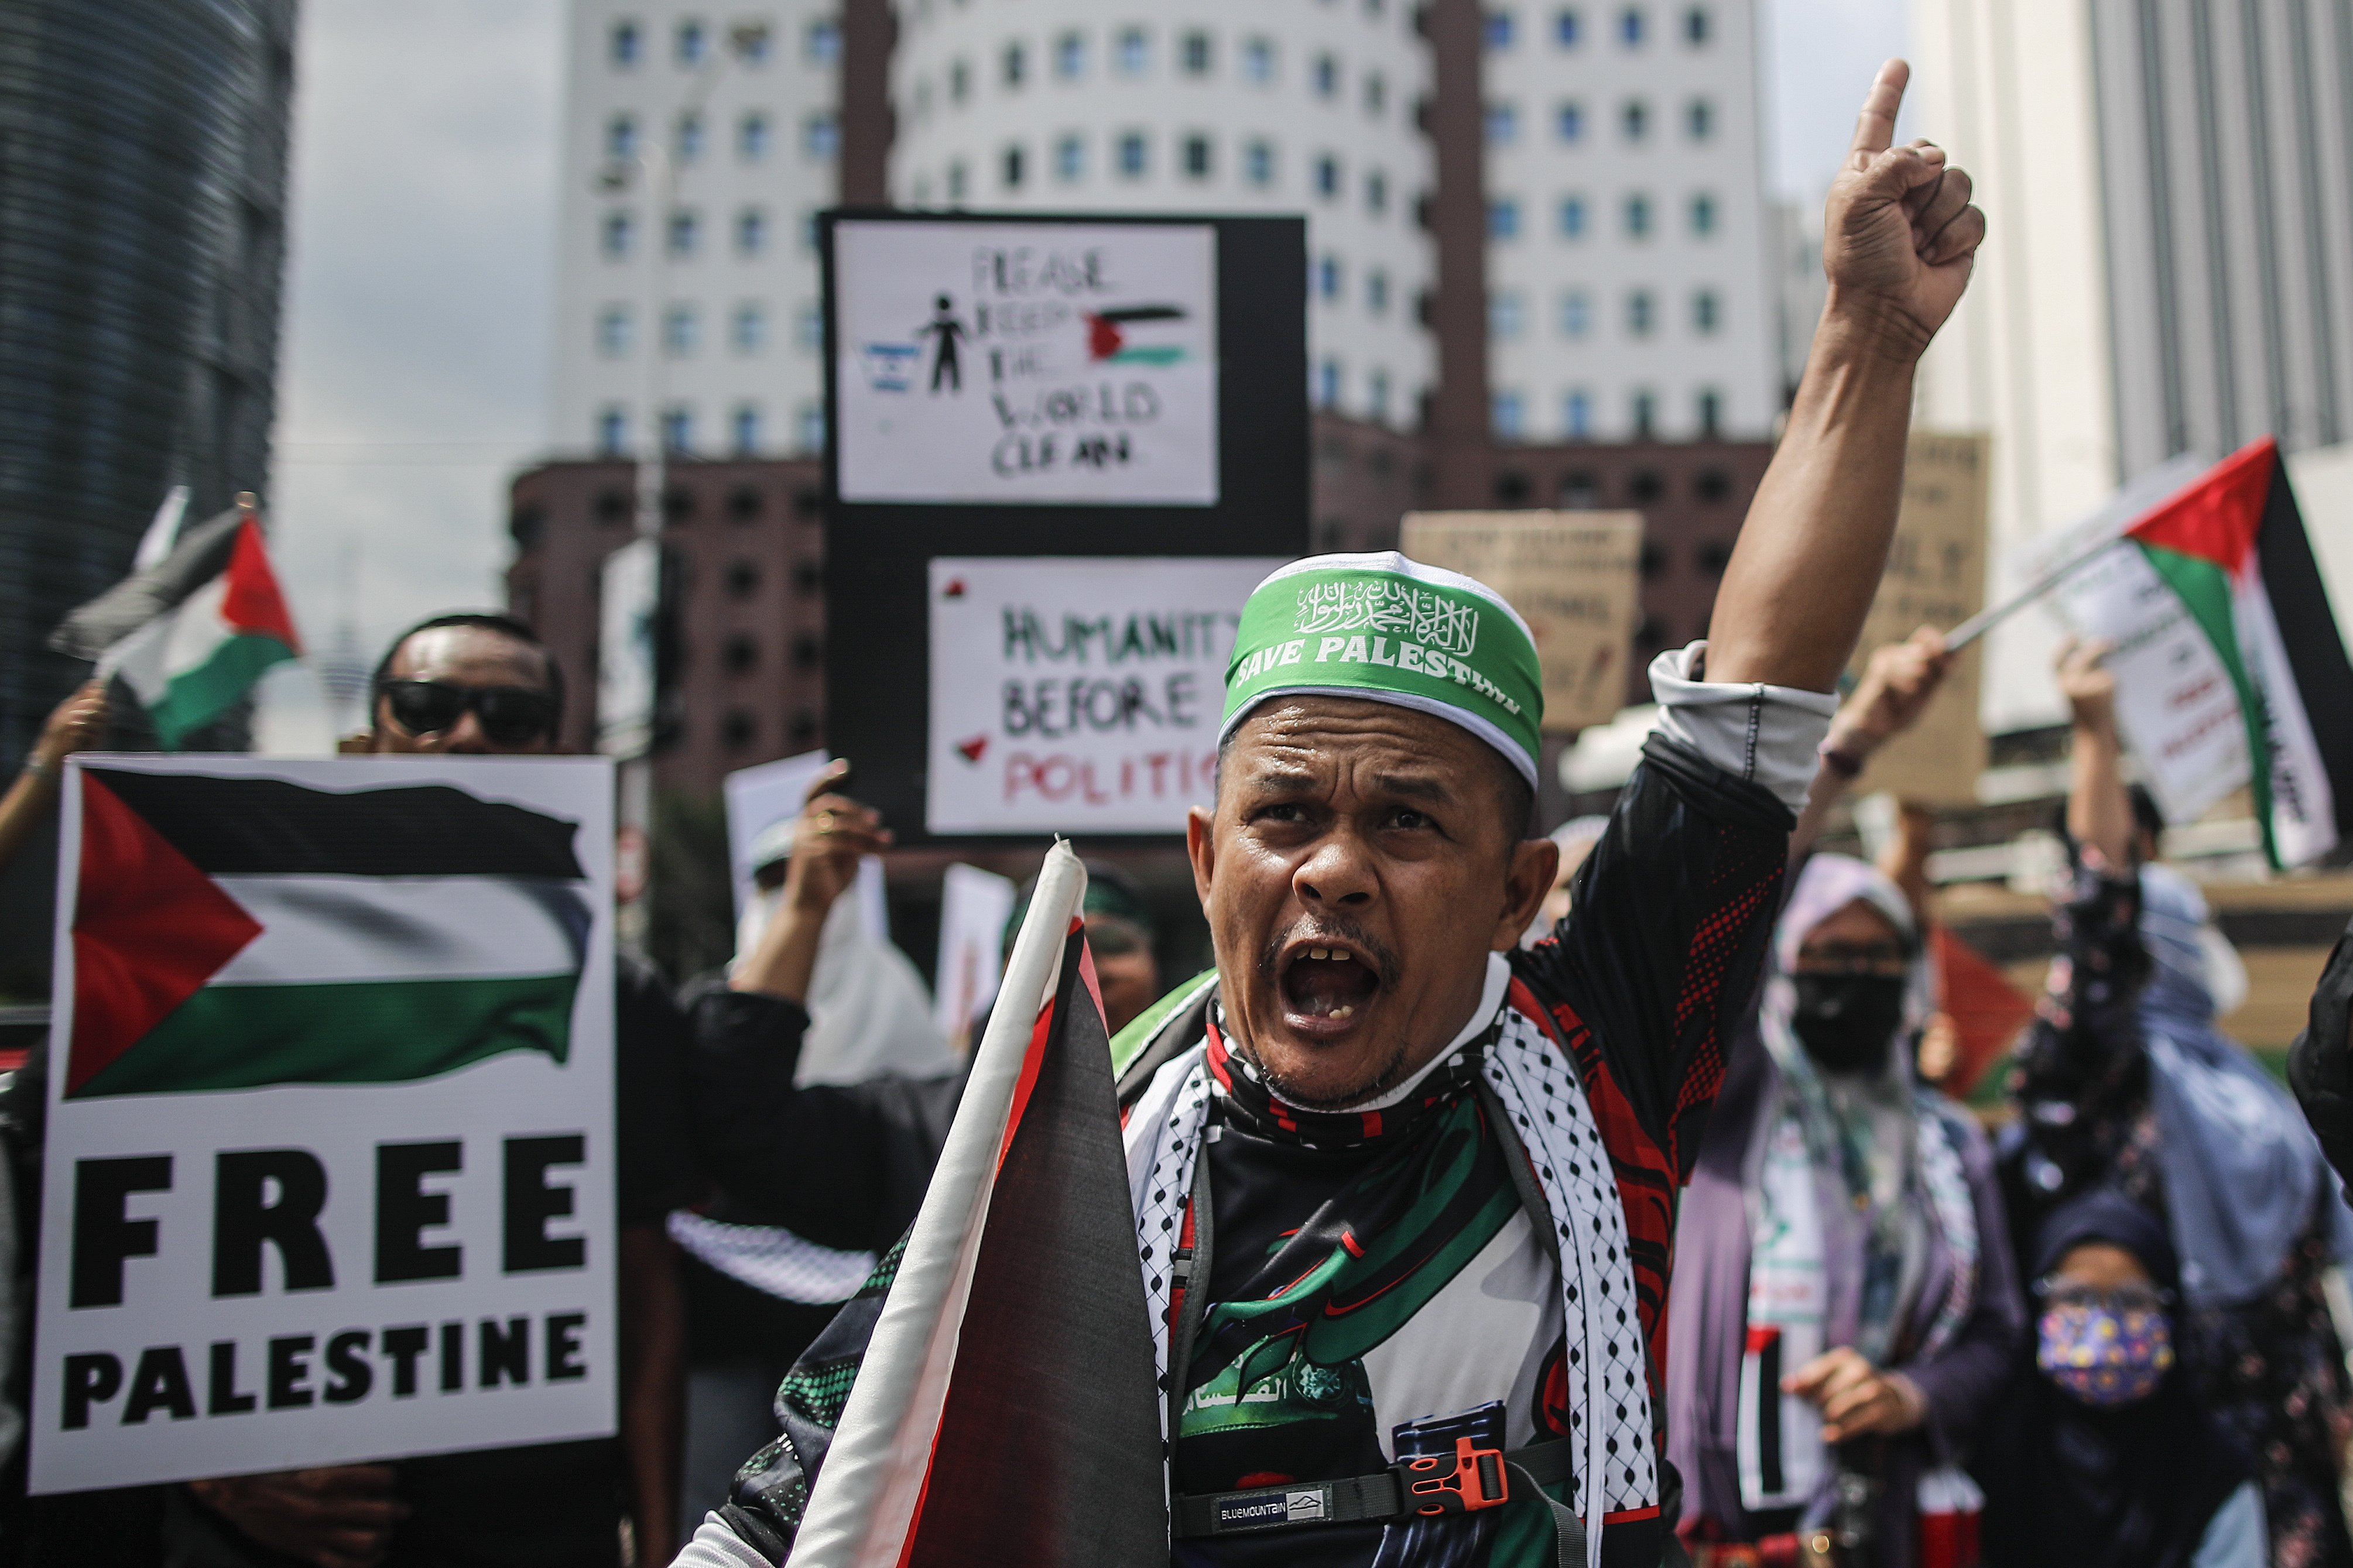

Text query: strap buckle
(1402, 1437), (1510, 1515)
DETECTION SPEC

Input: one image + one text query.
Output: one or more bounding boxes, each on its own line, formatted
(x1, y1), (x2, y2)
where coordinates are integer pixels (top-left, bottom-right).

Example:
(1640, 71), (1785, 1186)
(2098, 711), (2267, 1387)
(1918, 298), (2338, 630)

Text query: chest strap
(1173, 1435), (1578, 1542)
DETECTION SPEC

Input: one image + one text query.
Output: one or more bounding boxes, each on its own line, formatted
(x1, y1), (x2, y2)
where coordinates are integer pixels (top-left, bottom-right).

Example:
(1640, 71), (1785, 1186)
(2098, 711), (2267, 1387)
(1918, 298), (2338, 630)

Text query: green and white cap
(1219, 551), (1542, 788)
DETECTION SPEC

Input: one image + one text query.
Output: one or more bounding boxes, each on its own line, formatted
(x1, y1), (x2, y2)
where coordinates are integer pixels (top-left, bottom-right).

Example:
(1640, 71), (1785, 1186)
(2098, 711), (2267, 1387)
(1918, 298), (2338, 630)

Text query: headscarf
(1754, 855), (1976, 1365)
(1975, 1186), (2249, 1568)
(2136, 863), (2352, 1306)
(734, 879), (954, 1087)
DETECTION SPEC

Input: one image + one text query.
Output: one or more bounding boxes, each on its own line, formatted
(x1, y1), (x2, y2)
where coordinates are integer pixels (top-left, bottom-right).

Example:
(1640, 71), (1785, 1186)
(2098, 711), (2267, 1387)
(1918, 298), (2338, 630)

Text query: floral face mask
(2036, 1285), (2174, 1408)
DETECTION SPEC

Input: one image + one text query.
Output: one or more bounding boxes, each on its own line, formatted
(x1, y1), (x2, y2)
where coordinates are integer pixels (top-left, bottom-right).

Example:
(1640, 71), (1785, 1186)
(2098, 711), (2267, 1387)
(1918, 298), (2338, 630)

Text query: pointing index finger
(1848, 59), (1910, 161)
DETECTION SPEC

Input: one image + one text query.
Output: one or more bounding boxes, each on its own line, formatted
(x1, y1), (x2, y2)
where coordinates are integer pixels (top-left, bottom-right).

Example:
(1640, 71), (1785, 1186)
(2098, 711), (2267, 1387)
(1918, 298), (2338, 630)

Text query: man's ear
(1493, 838), (1560, 952)
(1186, 804), (1217, 912)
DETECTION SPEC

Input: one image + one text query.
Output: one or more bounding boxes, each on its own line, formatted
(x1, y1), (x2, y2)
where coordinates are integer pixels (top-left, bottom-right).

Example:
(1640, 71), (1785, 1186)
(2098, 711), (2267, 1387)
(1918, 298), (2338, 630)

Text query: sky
(254, 0), (1909, 753)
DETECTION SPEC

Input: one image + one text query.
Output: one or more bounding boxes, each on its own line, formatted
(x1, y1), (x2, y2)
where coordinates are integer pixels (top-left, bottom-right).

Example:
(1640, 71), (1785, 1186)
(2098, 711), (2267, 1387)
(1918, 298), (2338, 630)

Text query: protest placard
(933, 864), (1017, 1049)
(31, 755), (615, 1494)
(831, 219), (1220, 506)
(1846, 431), (1992, 805)
(1398, 512), (1643, 732)
(926, 556), (1282, 833)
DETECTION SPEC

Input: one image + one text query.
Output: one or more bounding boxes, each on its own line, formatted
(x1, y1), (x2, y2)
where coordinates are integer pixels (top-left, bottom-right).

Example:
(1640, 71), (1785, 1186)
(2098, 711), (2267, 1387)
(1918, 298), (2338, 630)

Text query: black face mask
(1790, 973), (1907, 1073)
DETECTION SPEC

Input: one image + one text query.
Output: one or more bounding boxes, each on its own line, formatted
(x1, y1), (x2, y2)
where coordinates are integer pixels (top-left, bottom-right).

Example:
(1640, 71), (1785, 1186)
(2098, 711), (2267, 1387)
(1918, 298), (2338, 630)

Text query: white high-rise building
(549, 1), (844, 461)
(1479, 1), (1777, 443)
(886, 0), (1437, 431)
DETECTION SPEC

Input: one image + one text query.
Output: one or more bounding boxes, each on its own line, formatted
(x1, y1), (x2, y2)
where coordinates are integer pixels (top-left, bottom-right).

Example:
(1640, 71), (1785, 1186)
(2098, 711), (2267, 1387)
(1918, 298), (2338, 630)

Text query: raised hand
(1828, 625), (1953, 758)
(2054, 636), (2118, 732)
(1823, 60), (1986, 355)
(782, 759), (893, 918)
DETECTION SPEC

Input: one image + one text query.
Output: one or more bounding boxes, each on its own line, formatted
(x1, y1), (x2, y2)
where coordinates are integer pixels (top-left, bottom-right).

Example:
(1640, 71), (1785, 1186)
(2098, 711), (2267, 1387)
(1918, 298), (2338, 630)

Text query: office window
(1115, 26), (1149, 75)
(1692, 288), (1720, 333)
(1180, 30), (1212, 75)
(1488, 197), (1520, 239)
(1244, 139), (1275, 186)
(1317, 358), (1342, 409)
(676, 111), (705, 162)
(1622, 99), (1648, 141)
(663, 304), (698, 355)
(1054, 132), (1084, 181)
(597, 407), (628, 454)
(1627, 289), (1655, 335)
(1697, 387), (1722, 434)
(1624, 193), (1651, 237)
(1619, 5), (1644, 44)
(1485, 9), (1516, 48)
(732, 404), (761, 456)
(1631, 389), (1656, 436)
(611, 21), (641, 66)
(676, 19), (705, 65)
(1318, 254), (1343, 300)
(607, 114), (638, 161)
(947, 160), (968, 201)
(1489, 290), (1525, 340)
(667, 210), (698, 257)
(1116, 131), (1148, 177)
(804, 112), (839, 157)
(738, 112), (769, 161)
(1485, 102), (1519, 144)
(797, 303), (823, 348)
(1002, 143), (1026, 188)
(806, 18), (840, 63)
(596, 305), (631, 357)
(1241, 35), (1275, 83)
(1687, 97), (1713, 140)
(1003, 40), (1026, 87)
(1563, 389), (1592, 438)
(1055, 30), (1084, 78)
(1368, 370), (1391, 421)
(1556, 101), (1584, 142)
(1558, 288), (1591, 337)
(1367, 267), (1390, 314)
(735, 207), (766, 256)
(797, 404), (826, 452)
(1690, 191), (1717, 234)
(1364, 71), (1387, 116)
(949, 59), (970, 102)
(663, 407), (693, 452)
(732, 302), (764, 353)
(1492, 390), (1525, 440)
(1316, 154), (1341, 198)
(1313, 53), (1339, 98)
(1554, 7), (1581, 45)
(1181, 134), (1211, 178)
(602, 211), (633, 258)
(1557, 194), (1588, 237)
(1366, 169), (1388, 214)
(1685, 5), (1711, 43)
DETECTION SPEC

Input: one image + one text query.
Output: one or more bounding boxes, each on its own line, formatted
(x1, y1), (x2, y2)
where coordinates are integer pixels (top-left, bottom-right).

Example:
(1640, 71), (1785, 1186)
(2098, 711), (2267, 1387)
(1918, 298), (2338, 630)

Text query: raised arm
(1705, 61), (1985, 691)
(2056, 638), (2133, 867)
(1789, 625), (1953, 864)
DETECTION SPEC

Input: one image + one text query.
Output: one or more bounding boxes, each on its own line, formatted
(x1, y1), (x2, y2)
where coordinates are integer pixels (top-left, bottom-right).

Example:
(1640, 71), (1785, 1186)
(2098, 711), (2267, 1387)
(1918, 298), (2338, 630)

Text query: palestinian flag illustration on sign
(2119, 437), (2353, 867)
(1083, 304), (1189, 366)
(67, 768), (591, 1100)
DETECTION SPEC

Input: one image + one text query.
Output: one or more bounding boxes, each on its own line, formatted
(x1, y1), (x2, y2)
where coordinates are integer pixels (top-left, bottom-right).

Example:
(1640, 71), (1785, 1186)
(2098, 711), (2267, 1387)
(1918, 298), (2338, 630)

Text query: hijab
(1975, 1186), (2248, 1568)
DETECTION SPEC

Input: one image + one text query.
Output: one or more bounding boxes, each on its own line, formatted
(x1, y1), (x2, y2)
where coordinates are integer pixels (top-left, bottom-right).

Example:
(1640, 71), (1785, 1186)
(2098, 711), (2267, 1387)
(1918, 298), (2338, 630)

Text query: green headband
(1218, 551), (1543, 788)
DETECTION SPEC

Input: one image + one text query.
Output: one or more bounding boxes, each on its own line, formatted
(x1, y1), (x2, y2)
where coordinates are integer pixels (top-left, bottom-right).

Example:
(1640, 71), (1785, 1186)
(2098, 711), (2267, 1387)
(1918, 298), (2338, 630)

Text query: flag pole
(1941, 534), (2124, 651)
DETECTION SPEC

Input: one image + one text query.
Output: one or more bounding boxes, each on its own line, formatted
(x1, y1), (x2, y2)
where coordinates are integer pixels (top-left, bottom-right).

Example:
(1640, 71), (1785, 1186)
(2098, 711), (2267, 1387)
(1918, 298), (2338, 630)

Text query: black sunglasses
(378, 680), (558, 746)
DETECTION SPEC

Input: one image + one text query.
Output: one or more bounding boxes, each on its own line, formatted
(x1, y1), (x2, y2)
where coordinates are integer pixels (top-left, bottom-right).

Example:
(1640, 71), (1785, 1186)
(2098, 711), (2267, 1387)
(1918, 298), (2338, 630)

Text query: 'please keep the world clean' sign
(927, 557), (1283, 833)
(831, 219), (1220, 506)
(31, 755), (616, 1494)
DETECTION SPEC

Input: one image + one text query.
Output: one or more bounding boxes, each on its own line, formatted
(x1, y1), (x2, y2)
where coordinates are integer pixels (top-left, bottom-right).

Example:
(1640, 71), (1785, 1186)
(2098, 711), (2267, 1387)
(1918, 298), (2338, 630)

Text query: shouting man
(677, 61), (1983, 1568)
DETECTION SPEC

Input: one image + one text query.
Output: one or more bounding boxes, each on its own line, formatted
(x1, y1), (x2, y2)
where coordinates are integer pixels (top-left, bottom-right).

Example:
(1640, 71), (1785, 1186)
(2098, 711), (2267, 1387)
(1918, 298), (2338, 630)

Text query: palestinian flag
(66, 766), (590, 1100)
(50, 502), (301, 747)
(786, 843), (1164, 1567)
(2121, 437), (2353, 867)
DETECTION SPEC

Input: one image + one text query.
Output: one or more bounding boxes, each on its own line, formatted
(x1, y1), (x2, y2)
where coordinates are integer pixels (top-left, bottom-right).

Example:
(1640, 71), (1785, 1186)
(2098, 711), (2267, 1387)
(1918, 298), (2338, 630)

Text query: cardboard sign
(32, 756), (616, 1493)
(1398, 512), (1643, 732)
(1846, 432), (1992, 805)
(832, 220), (1220, 506)
(926, 556), (1283, 833)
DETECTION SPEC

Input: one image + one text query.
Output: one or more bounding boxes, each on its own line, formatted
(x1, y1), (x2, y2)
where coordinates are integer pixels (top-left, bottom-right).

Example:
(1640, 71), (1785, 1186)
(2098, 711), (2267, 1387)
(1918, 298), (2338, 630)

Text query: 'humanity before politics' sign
(832, 219), (1220, 506)
(927, 557), (1282, 833)
(32, 756), (617, 1493)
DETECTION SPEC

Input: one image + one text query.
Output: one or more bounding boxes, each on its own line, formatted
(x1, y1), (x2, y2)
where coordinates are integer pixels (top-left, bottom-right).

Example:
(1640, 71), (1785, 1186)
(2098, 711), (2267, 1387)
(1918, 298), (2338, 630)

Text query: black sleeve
(2290, 917), (2353, 1195)
(2005, 864), (2150, 1210)
(615, 953), (700, 1227)
(689, 989), (966, 1253)
(1513, 733), (1792, 1169)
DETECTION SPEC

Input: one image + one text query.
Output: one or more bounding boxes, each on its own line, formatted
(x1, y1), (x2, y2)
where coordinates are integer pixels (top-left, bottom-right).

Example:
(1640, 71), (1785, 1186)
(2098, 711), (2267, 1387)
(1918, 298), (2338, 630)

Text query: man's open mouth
(1277, 938), (1383, 1024)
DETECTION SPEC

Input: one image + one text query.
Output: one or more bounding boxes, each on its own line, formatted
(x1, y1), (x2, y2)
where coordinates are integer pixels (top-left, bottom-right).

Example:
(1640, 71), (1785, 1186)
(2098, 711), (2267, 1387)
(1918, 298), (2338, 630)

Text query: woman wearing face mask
(1975, 1187), (2265, 1568)
(1669, 853), (2025, 1568)
(2001, 641), (2353, 1568)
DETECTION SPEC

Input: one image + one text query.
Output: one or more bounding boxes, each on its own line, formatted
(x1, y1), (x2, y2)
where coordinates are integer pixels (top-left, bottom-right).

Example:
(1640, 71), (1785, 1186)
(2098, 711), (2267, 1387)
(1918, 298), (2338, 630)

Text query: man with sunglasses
(176, 613), (698, 1568)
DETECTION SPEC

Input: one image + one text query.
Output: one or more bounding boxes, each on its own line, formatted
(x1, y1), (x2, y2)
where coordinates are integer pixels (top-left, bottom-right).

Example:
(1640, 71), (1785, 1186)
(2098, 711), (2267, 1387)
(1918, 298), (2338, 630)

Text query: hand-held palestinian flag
(2123, 437), (2353, 867)
(789, 842), (1165, 1567)
(49, 503), (301, 748)
(66, 765), (590, 1100)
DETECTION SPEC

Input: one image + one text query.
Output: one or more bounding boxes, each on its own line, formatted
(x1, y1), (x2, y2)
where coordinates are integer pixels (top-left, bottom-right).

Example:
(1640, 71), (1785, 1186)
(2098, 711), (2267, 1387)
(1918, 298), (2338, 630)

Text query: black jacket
(2289, 914), (2353, 1193)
